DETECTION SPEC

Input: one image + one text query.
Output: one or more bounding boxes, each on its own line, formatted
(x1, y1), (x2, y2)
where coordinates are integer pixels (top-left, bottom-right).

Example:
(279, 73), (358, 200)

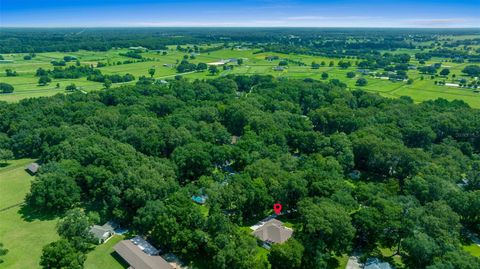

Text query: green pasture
(0, 158), (130, 269)
(0, 159), (59, 269)
(1, 44), (479, 107)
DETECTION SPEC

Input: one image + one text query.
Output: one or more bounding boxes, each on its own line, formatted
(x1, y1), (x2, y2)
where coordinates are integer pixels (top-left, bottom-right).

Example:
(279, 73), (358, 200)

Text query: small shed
(26, 163), (40, 175)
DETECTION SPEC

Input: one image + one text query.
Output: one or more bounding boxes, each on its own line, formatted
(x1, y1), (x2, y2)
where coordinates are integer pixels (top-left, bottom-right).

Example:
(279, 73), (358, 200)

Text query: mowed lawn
(0, 159), (59, 269)
(84, 235), (128, 269)
(464, 242), (480, 257)
(0, 159), (128, 269)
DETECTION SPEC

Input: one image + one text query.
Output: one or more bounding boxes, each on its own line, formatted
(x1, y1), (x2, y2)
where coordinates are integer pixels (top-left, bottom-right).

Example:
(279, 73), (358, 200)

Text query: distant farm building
(89, 221), (117, 244)
(25, 163), (40, 175)
(252, 219), (293, 248)
(357, 69), (371, 75)
(114, 237), (173, 269)
(207, 59), (228, 66)
(273, 66), (285, 71)
(445, 83), (460, 87)
(129, 46), (147, 52)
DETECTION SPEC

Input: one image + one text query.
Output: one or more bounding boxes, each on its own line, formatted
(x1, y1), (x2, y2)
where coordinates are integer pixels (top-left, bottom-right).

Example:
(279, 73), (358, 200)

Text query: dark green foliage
(51, 60), (66, 66)
(63, 56), (77, 62)
(40, 239), (86, 269)
(38, 75), (51, 85)
(0, 74), (478, 268)
(426, 250), (480, 269)
(87, 72), (135, 83)
(148, 67), (155, 78)
(176, 59), (197, 73)
(209, 65), (219, 75)
(119, 51), (142, 59)
(462, 65), (480, 77)
(356, 77), (368, 86)
(440, 68), (450, 76)
(338, 60), (351, 69)
(27, 166), (82, 212)
(172, 142), (213, 182)
(196, 62), (208, 71)
(298, 198), (355, 254)
(0, 83), (14, 93)
(56, 208), (95, 251)
(5, 69), (17, 77)
(0, 243), (7, 264)
(65, 83), (77, 92)
(268, 238), (304, 269)
(0, 148), (13, 163)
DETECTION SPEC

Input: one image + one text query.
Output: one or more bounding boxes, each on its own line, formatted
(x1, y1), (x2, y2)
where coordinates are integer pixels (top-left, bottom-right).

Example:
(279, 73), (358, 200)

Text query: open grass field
(84, 235), (127, 269)
(0, 158), (129, 269)
(1, 42), (479, 107)
(0, 159), (59, 269)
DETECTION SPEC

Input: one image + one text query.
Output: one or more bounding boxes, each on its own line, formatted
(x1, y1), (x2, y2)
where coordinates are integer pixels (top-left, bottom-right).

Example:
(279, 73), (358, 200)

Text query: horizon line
(2, 25), (480, 29)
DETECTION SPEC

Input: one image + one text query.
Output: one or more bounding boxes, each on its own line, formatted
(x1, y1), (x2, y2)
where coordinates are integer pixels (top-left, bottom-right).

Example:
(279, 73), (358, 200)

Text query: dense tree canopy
(0, 74), (478, 268)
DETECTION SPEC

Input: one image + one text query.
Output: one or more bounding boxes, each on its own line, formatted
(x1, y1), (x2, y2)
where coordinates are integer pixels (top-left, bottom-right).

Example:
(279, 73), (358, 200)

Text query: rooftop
(131, 236), (160, 256)
(252, 219), (293, 244)
(114, 240), (173, 269)
(26, 163), (40, 174)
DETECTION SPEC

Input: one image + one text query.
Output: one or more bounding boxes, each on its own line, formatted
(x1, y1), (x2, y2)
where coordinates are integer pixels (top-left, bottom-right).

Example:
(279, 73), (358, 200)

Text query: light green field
(1, 45), (479, 107)
(463, 242), (480, 257)
(0, 159), (59, 269)
(84, 235), (127, 269)
(0, 158), (130, 269)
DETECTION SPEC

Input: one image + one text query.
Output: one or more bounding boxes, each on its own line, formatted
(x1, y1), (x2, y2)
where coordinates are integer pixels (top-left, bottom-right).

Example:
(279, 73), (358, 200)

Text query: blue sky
(1, 0), (479, 27)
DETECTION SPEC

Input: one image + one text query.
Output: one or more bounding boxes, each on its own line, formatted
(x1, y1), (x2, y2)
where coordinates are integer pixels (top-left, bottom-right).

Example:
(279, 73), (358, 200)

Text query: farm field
(1, 44), (479, 107)
(0, 159), (59, 269)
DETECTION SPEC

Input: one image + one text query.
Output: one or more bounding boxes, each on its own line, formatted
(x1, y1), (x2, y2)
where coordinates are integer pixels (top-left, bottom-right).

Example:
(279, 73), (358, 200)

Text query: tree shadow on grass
(17, 202), (59, 222)
(0, 163), (10, 168)
(110, 251), (130, 269)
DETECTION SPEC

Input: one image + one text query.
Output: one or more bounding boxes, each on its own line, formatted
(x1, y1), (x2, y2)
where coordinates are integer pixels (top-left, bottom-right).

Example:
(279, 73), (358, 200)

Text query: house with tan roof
(251, 219), (293, 248)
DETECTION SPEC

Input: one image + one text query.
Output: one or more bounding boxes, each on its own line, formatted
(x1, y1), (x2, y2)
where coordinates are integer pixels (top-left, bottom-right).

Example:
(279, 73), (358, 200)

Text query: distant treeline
(1, 28), (480, 54)
(35, 65), (134, 83)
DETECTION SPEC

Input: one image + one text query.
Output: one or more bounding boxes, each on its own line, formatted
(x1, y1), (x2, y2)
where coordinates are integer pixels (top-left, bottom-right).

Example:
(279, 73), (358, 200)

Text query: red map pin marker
(273, 203), (282, 215)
